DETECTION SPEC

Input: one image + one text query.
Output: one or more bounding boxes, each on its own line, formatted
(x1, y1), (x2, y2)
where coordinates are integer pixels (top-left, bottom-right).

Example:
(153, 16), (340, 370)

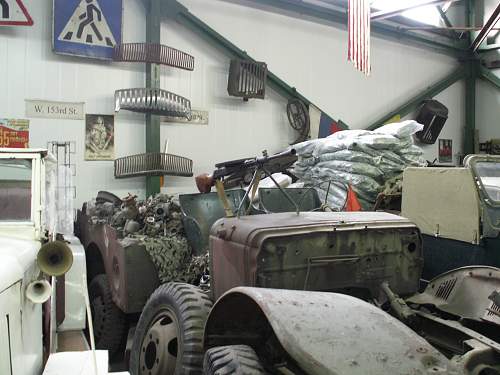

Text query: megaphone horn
(37, 241), (74, 277)
(26, 279), (52, 304)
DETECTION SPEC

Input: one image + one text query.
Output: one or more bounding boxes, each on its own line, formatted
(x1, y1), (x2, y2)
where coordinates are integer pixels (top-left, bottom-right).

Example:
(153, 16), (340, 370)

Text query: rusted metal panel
(114, 152), (193, 179)
(205, 287), (458, 375)
(114, 88), (192, 119)
(209, 211), (422, 300)
(408, 266), (500, 325)
(113, 43), (195, 70)
(76, 215), (159, 313)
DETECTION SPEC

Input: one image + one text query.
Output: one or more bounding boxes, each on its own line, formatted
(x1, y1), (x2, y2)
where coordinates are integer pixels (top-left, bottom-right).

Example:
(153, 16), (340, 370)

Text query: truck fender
(204, 287), (460, 375)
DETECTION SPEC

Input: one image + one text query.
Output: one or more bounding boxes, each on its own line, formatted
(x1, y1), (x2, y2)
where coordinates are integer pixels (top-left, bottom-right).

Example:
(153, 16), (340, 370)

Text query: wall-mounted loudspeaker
(415, 99), (449, 144)
(37, 241), (73, 277)
(26, 279), (52, 304)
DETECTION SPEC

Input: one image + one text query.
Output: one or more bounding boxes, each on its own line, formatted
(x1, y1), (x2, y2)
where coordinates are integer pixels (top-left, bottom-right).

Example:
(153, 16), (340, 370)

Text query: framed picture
(438, 139), (452, 163)
(85, 114), (114, 160)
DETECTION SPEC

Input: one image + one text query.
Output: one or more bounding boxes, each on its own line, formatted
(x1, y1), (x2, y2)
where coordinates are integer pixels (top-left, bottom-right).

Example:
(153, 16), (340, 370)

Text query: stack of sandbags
(291, 120), (427, 210)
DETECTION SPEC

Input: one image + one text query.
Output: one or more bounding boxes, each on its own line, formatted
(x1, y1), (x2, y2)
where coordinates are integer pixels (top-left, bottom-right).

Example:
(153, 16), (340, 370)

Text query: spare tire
(129, 282), (213, 375)
(203, 345), (267, 374)
(89, 274), (126, 356)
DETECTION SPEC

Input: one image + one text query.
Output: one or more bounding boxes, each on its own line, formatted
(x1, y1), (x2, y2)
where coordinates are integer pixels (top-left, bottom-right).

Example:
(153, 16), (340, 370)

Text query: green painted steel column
(464, 61), (476, 156)
(146, 0), (162, 197)
(464, 0), (476, 156)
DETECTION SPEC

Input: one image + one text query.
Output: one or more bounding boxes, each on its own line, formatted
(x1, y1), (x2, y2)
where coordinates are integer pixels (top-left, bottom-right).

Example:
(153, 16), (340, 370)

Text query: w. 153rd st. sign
(53, 0), (122, 60)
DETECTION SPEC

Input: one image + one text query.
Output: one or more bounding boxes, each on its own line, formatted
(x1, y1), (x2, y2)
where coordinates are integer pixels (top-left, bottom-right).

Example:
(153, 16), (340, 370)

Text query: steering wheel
(287, 98), (310, 145)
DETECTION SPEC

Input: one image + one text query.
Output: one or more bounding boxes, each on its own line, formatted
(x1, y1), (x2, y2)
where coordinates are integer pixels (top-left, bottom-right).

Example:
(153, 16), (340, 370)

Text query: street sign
(53, 0), (122, 60)
(0, 0), (33, 26)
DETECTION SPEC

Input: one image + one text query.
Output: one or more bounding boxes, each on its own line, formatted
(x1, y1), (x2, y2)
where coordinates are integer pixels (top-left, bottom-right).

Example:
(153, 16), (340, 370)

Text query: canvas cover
(402, 167), (481, 244)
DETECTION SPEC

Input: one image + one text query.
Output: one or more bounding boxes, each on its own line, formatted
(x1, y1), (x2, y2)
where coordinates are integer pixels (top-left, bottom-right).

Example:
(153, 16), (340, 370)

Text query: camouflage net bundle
(133, 235), (208, 284)
(86, 193), (209, 285)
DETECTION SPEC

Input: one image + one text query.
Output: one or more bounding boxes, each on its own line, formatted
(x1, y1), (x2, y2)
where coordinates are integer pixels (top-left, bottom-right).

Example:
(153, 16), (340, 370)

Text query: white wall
(0, 0), (147, 206)
(0, 0), (483, 207)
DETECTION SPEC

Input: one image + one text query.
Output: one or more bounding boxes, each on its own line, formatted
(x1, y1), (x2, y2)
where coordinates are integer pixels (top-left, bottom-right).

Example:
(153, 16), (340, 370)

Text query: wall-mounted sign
(85, 114), (114, 161)
(25, 99), (85, 120)
(53, 0), (123, 60)
(0, 119), (29, 148)
(0, 0), (33, 26)
(161, 110), (209, 125)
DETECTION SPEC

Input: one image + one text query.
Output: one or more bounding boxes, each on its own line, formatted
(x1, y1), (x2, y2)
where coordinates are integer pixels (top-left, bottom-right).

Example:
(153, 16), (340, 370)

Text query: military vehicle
(0, 148), (92, 374)
(126, 152), (500, 375)
(402, 154), (500, 280)
(75, 150), (301, 357)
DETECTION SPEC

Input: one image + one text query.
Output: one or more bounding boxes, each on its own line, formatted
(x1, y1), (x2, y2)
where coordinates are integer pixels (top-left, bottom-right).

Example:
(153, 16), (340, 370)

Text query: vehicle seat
(179, 189), (249, 255)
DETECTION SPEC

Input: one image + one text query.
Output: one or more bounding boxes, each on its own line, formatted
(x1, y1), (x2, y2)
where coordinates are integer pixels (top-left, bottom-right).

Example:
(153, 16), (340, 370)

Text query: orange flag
(345, 184), (362, 211)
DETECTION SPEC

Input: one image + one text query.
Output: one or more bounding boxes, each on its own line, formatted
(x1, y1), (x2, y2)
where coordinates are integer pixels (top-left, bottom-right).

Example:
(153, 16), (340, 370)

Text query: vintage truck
(0, 148), (121, 375)
(126, 155), (500, 375)
(402, 154), (500, 280)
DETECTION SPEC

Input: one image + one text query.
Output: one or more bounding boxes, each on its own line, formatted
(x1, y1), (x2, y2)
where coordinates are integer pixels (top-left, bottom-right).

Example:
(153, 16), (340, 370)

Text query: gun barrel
(256, 148), (296, 165)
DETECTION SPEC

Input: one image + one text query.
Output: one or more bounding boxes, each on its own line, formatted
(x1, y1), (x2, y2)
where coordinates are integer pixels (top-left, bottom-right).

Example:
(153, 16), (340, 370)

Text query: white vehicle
(0, 148), (103, 375)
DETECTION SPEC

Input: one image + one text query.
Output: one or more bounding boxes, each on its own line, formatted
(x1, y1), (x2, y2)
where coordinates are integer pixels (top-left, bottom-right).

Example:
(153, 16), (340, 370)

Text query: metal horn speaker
(26, 279), (52, 304)
(37, 241), (74, 277)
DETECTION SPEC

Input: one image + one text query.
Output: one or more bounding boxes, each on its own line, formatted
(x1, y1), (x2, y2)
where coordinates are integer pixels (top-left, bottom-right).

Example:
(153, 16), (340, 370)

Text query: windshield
(475, 161), (500, 203)
(0, 159), (32, 221)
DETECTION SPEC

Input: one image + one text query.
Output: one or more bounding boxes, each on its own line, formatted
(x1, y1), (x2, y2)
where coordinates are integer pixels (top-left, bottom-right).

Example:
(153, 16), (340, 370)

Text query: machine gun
(195, 149), (298, 217)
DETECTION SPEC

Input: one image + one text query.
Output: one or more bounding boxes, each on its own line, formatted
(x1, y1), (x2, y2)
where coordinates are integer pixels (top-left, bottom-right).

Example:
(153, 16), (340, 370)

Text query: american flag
(348, 0), (371, 75)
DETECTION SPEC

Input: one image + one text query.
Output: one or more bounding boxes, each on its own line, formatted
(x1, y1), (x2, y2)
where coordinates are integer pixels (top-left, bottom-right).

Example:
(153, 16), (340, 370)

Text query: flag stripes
(348, 0), (371, 75)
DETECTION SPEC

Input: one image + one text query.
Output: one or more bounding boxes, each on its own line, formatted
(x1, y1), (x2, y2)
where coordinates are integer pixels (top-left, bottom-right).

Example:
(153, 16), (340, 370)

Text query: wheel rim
(139, 308), (179, 375)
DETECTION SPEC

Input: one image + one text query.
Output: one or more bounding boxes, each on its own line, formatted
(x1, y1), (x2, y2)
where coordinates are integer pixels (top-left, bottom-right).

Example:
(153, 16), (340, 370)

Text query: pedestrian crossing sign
(53, 0), (122, 60)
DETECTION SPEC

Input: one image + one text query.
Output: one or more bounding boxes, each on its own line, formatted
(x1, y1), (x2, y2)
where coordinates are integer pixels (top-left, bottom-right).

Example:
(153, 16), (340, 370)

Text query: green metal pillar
(146, 0), (162, 197)
(464, 61), (476, 156)
(463, 0), (476, 156)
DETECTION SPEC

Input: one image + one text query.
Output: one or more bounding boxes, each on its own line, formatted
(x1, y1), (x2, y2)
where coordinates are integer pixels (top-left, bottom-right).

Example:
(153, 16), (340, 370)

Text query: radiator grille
(114, 153), (193, 179)
(434, 278), (458, 300)
(227, 59), (267, 100)
(115, 88), (192, 119)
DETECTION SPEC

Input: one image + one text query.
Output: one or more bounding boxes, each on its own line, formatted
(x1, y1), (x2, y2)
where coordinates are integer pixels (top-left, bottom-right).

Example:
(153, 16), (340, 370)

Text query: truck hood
(0, 236), (40, 292)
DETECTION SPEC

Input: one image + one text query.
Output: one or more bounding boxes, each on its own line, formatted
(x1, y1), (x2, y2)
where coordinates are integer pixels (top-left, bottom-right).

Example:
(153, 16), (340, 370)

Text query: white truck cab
(0, 149), (90, 375)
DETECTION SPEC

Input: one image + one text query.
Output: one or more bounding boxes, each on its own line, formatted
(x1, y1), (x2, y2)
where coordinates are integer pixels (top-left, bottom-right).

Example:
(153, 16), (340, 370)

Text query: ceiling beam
(479, 65), (500, 91)
(237, 0), (464, 55)
(471, 3), (500, 51)
(371, 0), (460, 21)
(324, 0), (461, 40)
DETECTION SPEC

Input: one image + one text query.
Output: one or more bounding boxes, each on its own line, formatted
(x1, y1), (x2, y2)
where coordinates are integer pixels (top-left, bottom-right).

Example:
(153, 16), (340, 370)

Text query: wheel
(88, 274), (126, 356)
(129, 282), (213, 375)
(203, 345), (267, 375)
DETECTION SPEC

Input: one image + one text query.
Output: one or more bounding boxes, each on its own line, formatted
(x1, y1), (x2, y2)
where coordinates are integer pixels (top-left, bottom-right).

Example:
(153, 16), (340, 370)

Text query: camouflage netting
(86, 193), (209, 285)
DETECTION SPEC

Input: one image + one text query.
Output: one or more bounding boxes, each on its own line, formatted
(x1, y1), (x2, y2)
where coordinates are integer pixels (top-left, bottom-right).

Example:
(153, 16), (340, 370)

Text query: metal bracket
(114, 43), (195, 70)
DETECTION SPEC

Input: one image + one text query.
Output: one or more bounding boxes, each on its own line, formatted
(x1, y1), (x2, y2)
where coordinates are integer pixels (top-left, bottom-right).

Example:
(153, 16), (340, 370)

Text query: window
(474, 161), (500, 203)
(0, 159), (32, 221)
(371, 0), (442, 26)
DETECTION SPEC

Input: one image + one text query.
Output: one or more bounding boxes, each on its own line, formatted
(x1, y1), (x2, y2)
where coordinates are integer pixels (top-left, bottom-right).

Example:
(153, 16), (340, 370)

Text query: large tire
(89, 274), (127, 356)
(129, 282), (213, 375)
(203, 345), (267, 375)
